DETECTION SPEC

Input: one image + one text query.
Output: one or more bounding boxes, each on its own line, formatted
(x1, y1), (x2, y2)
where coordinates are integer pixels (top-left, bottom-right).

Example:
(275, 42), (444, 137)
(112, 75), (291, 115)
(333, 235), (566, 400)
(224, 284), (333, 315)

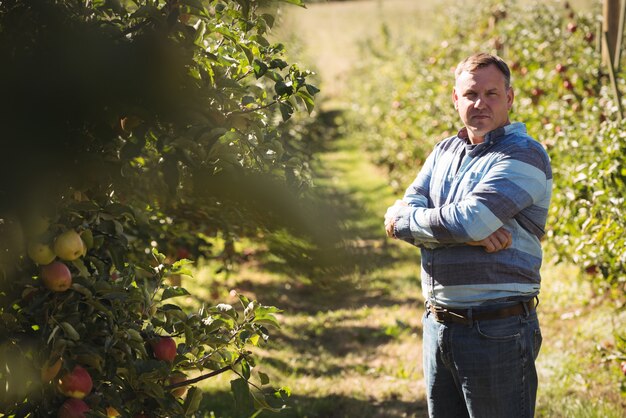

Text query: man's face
(453, 64), (514, 144)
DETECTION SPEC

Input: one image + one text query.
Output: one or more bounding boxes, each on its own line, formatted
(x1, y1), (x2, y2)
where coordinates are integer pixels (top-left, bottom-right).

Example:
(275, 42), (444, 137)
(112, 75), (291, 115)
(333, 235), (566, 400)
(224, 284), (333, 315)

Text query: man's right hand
(467, 227), (512, 253)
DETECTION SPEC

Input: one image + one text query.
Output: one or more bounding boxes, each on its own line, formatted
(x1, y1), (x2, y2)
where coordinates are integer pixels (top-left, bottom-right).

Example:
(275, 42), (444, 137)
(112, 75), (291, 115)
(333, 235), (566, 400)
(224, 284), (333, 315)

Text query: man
(384, 53), (552, 417)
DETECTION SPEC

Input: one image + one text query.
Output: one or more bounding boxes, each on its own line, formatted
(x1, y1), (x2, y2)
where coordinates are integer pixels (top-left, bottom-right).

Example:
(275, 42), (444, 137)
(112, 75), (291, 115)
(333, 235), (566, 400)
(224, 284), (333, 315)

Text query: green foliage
(350, 0), (625, 293)
(348, 0), (626, 376)
(0, 0), (319, 415)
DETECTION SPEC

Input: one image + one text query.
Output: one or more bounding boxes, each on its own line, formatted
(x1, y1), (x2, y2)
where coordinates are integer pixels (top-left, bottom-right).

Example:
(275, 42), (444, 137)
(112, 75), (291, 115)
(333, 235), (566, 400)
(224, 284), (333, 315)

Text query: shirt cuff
(393, 206), (414, 240)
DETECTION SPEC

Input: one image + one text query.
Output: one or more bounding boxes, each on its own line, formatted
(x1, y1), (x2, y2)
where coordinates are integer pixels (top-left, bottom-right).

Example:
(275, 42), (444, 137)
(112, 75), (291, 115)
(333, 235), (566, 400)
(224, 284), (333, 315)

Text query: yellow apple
(54, 230), (85, 261)
(27, 242), (56, 265)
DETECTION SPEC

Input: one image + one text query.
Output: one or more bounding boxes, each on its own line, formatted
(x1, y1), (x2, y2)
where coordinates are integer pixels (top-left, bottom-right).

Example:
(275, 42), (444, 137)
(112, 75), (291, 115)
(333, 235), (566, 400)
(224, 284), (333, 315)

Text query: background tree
(0, 0), (322, 416)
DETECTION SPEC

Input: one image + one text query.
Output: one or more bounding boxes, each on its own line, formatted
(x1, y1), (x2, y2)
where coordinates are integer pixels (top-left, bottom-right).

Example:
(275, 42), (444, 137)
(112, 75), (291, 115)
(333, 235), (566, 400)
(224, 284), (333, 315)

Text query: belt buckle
(430, 304), (468, 324)
(430, 304), (446, 323)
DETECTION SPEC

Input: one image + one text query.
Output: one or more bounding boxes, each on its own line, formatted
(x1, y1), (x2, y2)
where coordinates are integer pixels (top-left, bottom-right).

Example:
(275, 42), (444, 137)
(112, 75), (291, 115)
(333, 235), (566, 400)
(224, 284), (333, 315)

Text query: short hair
(454, 53), (511, 89)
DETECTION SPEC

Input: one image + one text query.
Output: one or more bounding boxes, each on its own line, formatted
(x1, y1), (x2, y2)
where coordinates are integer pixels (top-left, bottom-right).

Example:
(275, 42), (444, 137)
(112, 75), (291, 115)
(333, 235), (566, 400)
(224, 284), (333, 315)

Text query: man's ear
(507, 87), (514, 109)
(452, 88), (459, 110)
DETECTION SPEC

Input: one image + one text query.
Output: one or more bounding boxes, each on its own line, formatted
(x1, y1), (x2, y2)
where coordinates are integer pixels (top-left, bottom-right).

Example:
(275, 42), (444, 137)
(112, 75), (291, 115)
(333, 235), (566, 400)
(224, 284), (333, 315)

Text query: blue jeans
(422, 302), (542, 418)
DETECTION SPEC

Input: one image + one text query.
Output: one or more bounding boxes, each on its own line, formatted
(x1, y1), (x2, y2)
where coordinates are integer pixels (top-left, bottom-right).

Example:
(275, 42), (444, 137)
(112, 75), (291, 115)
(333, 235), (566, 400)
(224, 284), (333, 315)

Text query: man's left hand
(384, 200), (407, 238)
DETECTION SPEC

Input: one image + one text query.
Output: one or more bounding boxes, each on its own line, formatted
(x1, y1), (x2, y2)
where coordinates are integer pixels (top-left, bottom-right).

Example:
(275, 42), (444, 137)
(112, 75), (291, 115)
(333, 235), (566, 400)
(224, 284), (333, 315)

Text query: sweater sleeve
(394, 145), (550, 244)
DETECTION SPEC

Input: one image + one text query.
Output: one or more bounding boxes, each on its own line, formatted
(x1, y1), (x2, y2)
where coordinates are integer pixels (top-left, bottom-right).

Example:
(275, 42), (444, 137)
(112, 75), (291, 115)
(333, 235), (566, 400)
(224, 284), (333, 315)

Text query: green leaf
(183, 386), (203, 415)
(306, 84), (321, 96)
(161, 287), (191, 301)
(274, 81), (294, 97)
(230, 378), (253, 413)
(264, 70), (283, 82)
(260, 13), (275, 29)
(253, 59), (268, 78)
(297, 90), (315, 114)
(258, 371), (269, 385)
(71, 259), (90, 278)
(269, 59), (288, 70)
(279, 102), (293, 122)
(60, 322), (80, 341)
(179, 0), (206, 11)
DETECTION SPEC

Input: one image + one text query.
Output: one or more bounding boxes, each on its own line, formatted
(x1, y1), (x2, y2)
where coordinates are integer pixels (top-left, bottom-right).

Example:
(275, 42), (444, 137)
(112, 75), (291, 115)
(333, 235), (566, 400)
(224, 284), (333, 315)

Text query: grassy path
(193, 1), (625, 416)
(194, 120), (429, 417)
(194, 127), (626, 418)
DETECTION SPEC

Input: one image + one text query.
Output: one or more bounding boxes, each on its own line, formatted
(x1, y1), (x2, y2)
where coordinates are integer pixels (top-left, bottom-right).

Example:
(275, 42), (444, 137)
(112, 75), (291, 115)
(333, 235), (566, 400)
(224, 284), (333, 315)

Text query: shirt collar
(457, 122), (526, 154)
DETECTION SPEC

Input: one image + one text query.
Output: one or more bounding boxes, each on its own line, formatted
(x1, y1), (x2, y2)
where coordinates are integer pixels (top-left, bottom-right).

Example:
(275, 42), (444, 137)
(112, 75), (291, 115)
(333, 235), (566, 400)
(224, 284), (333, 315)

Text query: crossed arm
(384, 200), (512, 253)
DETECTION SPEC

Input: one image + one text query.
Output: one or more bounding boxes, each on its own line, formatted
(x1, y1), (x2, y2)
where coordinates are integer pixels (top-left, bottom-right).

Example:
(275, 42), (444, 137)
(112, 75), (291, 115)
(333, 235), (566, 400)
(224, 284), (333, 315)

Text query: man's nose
(474, 97), (485, 109)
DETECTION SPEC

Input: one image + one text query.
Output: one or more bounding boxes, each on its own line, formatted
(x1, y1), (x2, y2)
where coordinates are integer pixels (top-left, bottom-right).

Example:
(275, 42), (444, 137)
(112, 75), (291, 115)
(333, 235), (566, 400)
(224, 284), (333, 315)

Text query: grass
(188, 135), (625, 417)
(181, 0), (625, 417)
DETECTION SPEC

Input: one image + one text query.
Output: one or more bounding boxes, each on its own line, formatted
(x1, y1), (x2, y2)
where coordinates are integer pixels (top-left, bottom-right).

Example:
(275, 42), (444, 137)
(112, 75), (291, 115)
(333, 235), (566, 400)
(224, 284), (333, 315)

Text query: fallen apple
(28, 242), (56, 265)
(41, 262), (72, 292)
(58, 365), (93, 399)
(150, 337), (177, 362)
(57, 398), (90, 418)
(54, 230), (85, 261)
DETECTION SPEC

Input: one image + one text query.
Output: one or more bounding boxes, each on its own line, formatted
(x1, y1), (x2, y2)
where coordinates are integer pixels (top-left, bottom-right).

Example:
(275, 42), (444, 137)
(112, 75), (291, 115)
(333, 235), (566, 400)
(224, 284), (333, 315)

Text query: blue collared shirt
(393, 122), (552, 307)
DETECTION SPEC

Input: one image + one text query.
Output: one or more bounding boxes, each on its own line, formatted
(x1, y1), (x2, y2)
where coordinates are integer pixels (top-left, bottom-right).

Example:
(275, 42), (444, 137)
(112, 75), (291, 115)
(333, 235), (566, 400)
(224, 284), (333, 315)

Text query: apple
(54, 230), (85, 261)
(58, 365), (93, 399)
(41, 358), (63, 382)
(563, 80), (574, 91)
(176, 246), (191, 260)
(41, 262), (72, 292)
(555, 63), (566, 73)
(168, 372), (188, 398)
(58, 398), (90, 418)
(567, 22), (577, 33)
(584, 32), (595, 43)
(106, 406), (121, 417)
(28, 242), (56, 265)
(150, 337), (177, 362)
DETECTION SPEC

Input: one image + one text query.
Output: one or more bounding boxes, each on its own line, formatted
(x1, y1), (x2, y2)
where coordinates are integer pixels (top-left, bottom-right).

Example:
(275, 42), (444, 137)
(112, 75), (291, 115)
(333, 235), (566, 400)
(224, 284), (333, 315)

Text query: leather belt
(427, 298), (538, 325)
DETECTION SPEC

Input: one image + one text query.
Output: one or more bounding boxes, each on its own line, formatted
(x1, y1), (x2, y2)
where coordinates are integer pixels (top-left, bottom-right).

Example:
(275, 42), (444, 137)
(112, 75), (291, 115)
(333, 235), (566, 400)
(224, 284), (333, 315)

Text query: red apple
(555, 63), (566, 73)
(584, 32), (595, 43)
(176, 247), (191, 260)
(567, 22), (577, 33)
(58, 398), (90, 418)
(150, 337), (177, 362)
(563, 80), (574, 90)
(58, 365), (93, 399)
(41, 262), (72, 292)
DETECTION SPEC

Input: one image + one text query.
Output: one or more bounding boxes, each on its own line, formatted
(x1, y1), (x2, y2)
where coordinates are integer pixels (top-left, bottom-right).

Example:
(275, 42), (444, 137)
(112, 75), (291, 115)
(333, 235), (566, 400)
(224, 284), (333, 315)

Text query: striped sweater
(392, 122), (552, 307)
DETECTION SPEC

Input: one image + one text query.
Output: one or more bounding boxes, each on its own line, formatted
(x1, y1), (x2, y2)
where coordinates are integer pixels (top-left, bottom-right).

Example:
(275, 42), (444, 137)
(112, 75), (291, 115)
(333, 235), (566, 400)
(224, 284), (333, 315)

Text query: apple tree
(0, 0), (318, 416)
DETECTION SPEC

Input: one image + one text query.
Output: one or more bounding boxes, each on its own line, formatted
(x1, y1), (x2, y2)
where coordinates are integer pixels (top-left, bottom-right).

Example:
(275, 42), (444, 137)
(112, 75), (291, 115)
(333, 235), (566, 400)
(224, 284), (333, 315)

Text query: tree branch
(164, 355), (244, 390)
